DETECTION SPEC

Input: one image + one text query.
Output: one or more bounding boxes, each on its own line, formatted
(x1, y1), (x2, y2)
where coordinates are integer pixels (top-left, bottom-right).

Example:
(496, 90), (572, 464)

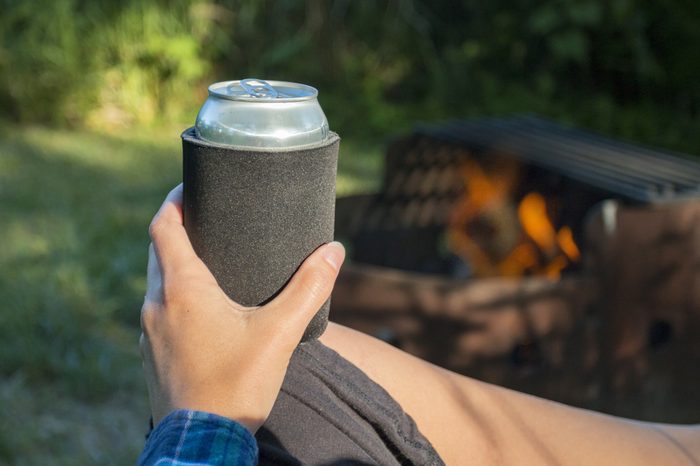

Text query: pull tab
(239, 78), (279, 98)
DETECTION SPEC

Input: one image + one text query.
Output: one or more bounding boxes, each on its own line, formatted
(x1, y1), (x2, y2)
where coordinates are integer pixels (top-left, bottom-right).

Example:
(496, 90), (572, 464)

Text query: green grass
(0, 123), (382, 464)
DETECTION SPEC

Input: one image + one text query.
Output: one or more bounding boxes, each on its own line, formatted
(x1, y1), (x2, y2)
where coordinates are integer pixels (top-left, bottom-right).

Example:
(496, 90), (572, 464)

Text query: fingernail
(322, 241), (345, 270)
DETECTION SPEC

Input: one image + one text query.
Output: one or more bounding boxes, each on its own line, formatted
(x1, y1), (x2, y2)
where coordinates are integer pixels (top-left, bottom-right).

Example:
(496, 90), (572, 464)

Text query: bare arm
(320, 322), (699, 466)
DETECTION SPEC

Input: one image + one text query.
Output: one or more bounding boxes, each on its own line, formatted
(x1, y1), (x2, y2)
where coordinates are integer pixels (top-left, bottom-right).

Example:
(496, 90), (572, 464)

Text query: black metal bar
(414, 117), (700, 204)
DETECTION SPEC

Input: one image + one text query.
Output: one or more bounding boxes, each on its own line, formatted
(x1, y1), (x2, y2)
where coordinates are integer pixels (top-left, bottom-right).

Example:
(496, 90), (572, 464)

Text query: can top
(195, 78), (329, 149)
(208, 79), (319, 102)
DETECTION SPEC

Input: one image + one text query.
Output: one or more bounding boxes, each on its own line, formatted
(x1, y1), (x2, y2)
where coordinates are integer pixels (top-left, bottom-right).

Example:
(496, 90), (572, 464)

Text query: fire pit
(332, 116), (700, 422)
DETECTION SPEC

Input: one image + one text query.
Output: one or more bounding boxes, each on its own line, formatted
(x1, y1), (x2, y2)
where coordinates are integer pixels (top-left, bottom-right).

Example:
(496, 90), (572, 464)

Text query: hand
(139, 184), (345, 433)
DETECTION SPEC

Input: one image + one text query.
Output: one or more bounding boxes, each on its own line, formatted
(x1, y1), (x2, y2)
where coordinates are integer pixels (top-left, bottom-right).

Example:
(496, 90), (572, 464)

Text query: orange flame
(518, 193), (557, 253)
(557, 226), (581, 261)
(448, 158), (580, 279)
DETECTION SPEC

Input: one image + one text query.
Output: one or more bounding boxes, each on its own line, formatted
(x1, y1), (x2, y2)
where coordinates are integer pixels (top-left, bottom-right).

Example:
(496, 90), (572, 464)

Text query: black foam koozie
(181, 127), (339, 342)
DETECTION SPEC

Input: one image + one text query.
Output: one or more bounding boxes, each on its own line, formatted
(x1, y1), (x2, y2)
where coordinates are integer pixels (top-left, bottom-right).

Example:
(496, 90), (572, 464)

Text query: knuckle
(140, 305), (156, 333)
(299, 266), (332, 302)
(148, 217), (163, 241)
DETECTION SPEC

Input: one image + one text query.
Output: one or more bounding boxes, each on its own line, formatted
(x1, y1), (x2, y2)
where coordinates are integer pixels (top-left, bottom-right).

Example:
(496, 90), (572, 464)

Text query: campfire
(447, 156), (581, 279)
(332, 116), (700, 423)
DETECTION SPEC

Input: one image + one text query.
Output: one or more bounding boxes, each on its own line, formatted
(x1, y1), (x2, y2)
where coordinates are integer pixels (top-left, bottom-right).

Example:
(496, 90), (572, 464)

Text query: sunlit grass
(0, 124), (382, 464)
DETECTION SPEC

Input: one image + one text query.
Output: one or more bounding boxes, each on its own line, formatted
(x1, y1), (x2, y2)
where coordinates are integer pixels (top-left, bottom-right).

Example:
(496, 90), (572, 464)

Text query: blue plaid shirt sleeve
(137, 410), (259, 465)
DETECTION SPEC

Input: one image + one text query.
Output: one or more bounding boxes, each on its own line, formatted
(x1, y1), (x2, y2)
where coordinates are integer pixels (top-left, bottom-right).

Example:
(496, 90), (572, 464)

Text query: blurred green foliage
(0, 0), (208, 127)
(2, 0), (700, 151)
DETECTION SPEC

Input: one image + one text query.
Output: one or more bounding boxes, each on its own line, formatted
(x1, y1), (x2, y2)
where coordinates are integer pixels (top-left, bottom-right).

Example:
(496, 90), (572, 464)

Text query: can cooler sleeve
(181, 127), (340, 342)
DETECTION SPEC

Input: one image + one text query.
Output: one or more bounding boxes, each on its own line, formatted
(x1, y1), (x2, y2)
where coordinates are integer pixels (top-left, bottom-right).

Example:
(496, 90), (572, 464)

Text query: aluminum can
(184, 77), (338, 341)
(195, 78), (330, 148)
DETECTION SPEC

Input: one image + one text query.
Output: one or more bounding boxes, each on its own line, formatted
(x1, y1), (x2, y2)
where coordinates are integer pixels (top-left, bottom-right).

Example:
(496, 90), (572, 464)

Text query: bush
(0, 0), (208, 129)
(1, 0), (700, 152)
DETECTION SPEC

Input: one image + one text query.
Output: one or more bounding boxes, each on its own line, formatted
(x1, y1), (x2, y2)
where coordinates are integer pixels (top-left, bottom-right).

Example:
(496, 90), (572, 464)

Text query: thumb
(258, 241), (345, 341)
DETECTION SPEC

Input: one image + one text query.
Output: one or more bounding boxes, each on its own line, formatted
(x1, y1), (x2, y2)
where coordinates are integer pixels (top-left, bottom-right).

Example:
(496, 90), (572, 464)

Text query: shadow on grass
(0, 126), (181, 396)
(0, 125), (190, 464)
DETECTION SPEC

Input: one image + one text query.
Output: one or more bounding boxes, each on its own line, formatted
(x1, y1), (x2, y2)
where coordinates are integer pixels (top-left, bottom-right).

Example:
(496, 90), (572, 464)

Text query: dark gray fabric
(181, 128), (339, 341)
(257, 340), (444, 466)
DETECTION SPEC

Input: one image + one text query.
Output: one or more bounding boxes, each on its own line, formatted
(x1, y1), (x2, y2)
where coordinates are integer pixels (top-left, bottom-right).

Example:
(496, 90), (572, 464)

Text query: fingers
(148, 184), (202, 279)
(140, 243), (160, 339)
(144, 243), (163, 305)
(259, 242), (345, 341)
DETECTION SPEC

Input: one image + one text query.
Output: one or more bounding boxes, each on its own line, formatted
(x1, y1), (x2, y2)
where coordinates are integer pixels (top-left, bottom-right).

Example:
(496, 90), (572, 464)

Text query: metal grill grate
(415, 116), (700, 204)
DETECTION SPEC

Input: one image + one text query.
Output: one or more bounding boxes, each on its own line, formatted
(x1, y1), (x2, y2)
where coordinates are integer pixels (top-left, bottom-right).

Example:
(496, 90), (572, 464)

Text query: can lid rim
(208, 80), (319, 102)
(182, 126), (340, 152)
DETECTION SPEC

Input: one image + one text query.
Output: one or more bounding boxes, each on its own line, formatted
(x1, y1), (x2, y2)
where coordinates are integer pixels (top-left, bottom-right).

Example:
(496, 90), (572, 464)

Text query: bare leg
(320, 322), (700, 466)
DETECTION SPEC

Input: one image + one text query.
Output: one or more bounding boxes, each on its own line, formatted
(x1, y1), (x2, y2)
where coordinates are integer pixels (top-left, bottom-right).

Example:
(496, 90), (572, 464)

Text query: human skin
(320, 323), (700, 466)
(140, 184), (345, 433)
(142, 184), (698, 464)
